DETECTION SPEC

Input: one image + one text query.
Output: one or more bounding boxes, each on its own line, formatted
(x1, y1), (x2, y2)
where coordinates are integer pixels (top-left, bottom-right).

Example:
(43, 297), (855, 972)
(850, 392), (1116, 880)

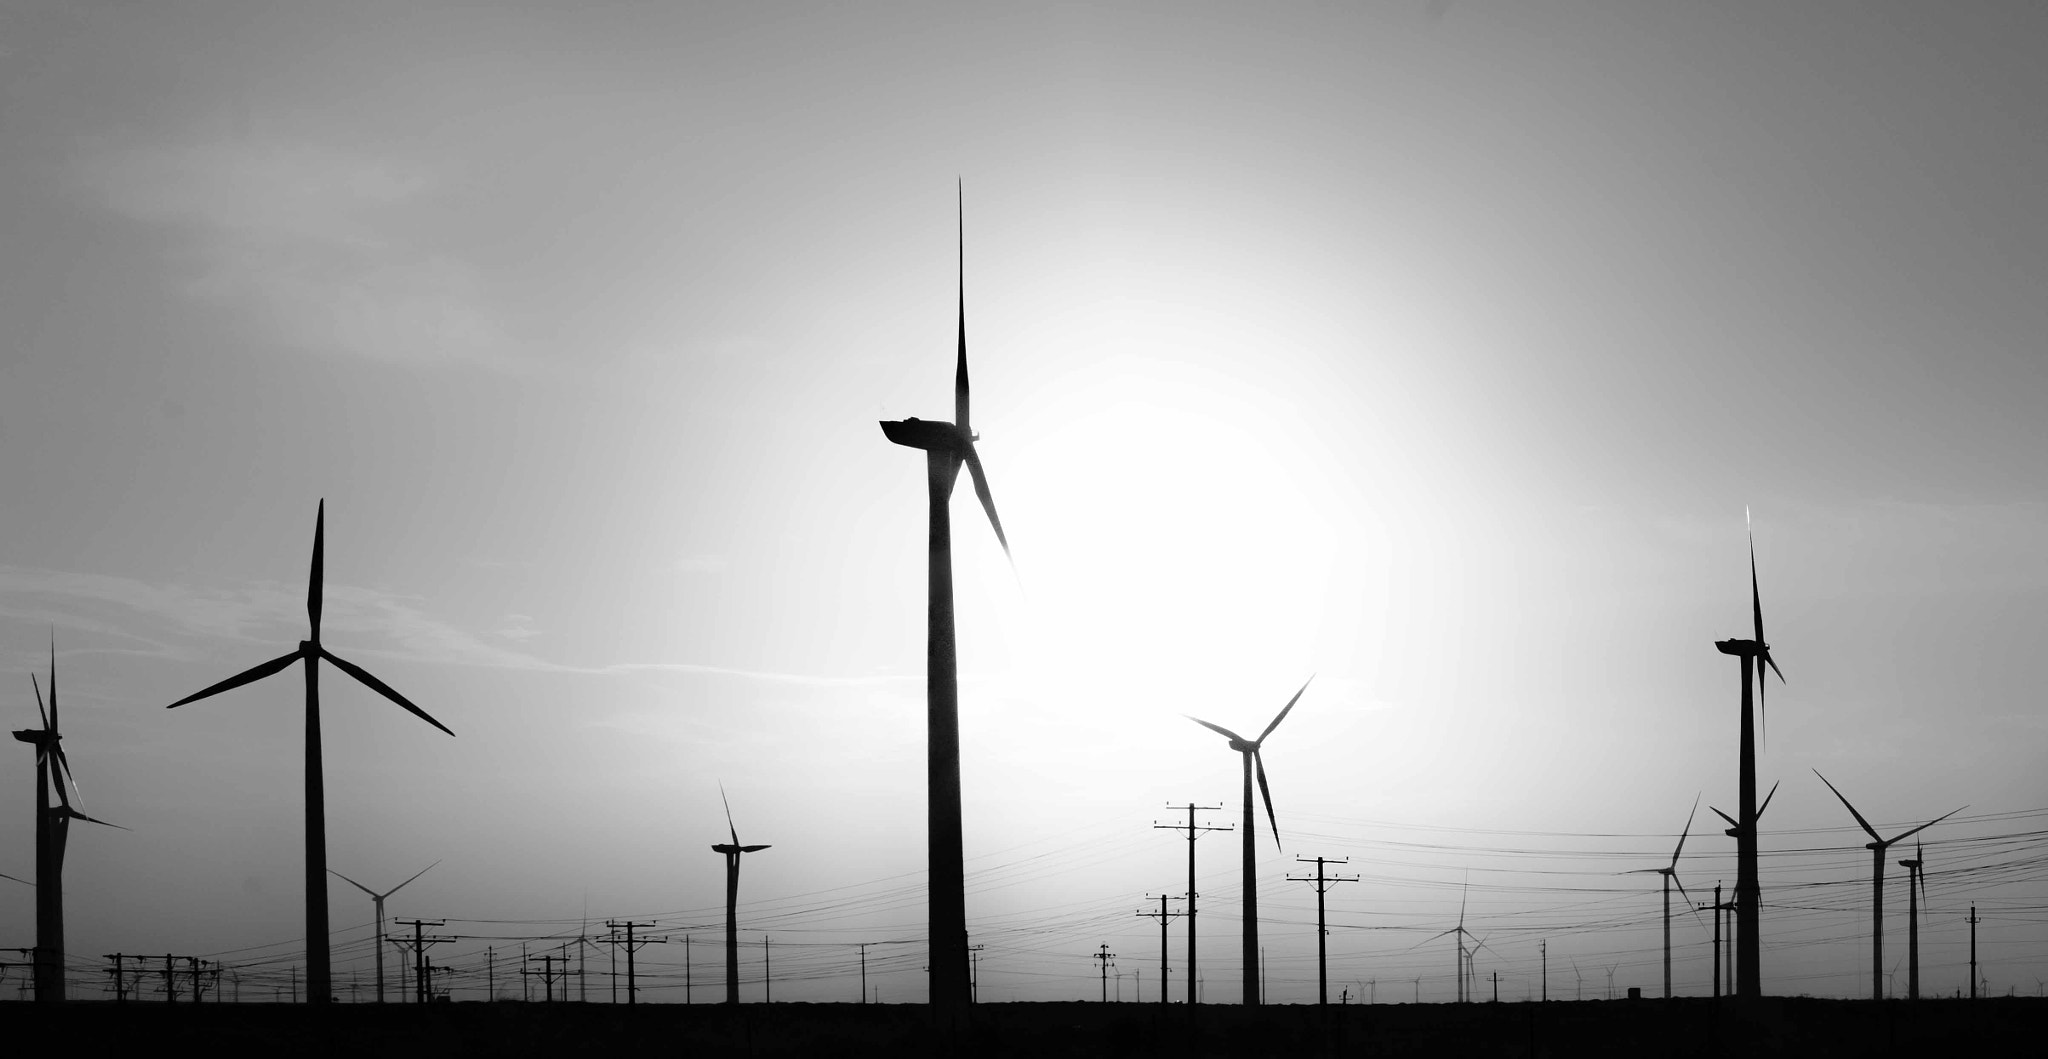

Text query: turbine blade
(166, 649), (304, 709)
(1459, 879), (1468, 929)
(309, 499), (325, 636)
(741, 844), (771, 853)
(329, 869), (380, 899)
(1254, 751), (1281, 851)
(1758, 781), (1781, 819)
(721, 783), (740, 847)
(60, 806), (126, 830)
(46, 630), (57, 733)
(319, 648), (454, 736)
(1673, 875), (1709, 934)
(0, 872), (31, 886)
(961, 445), (1010, 561)
(1257, 675), (1314, 745)
(1710, 806), (1738, 829)
(1185, 716), (1248, 743)
(1889, 806), (1968, 846)
(1750, 529), (1764, 645)
(31, 674), (48, 731)
(955, 179), (969, 434)
(386, 860), (440, 897)
(1762, 649), (1785, 684)
(1812, 770), (1881, 842)
(1672, 793), (1700, 865)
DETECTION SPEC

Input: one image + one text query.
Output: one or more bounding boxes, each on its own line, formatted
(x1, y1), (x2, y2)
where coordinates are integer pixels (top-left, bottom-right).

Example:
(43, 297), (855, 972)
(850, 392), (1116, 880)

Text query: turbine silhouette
(711, 786), (771, 1005)
(1418, 881), (1480, 1002)
(1898, 840), (1929, 1000)
(329, 861), (438, 1003)
(12, 635), (122, 1002)
(1813, 770), (1963, 1002)
(1711, 513), (1784, 997)
(165, 501), (454, 1005)
(877, 185), (1012, 1014)
(1187, 676), (1311, 1007)
(1625, 795), (1701, 999)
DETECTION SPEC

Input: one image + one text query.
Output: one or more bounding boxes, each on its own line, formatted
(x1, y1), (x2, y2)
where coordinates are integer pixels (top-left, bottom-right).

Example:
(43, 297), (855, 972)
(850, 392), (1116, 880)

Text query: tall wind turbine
(1187, 676), (1312, 1006)
(1711, 514), (1784, 997)
(329, 861), (437, 1003)
(12, 636), (122, 1002)
(1420, 882), (1479, 1003)
(1626, 795), (1700, 999)
(711, 787), (770, 1005)
(1812, 770), (1962, 1002)
(165, 501), (454, 1005)
(1898, 840), (1928, 1000)
(877, 185), (1013, 1013)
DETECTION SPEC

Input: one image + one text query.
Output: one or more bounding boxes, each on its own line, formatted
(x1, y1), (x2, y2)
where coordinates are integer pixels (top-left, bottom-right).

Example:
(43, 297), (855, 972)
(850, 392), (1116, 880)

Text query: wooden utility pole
(605, 920), (664, 1005)
(1287, 856), (1357, 1006)
(1968, 905), (1980, 999)
(1136, 895), (1185, 1004)
(1093, 945), (1116, 1002)
(1154, 804), (1228, 1005)
(390, 919), (449, 1005)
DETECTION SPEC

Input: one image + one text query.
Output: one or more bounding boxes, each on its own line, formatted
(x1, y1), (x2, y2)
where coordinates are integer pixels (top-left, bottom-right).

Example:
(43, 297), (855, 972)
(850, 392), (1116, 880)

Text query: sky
(2, 0), (2045, 1004)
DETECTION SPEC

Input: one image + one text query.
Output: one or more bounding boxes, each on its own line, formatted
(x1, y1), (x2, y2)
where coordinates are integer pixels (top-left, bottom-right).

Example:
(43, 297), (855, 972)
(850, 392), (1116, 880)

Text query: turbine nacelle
(880, 417), (973, 453)
(1714, 638), (1763, 657)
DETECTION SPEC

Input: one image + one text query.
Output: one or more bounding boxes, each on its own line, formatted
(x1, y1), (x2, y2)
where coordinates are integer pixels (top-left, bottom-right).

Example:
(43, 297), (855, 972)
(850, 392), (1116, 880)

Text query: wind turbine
(165, 501), (455, 1005)
(1812, 770), (1963, 1002)
(1625, 795), (1700, 999)
(877, 185), (1013, 1014)
(329, 861), (437, 1003)
(1187, 676), (1312, 1006)
(1418, 880), (1478, 1003)
(711, 786), (770, 1005)
(12, 635), (122, 1002)
(1898, 840), (1928, 1000)
(1711, 513), (1784, 997)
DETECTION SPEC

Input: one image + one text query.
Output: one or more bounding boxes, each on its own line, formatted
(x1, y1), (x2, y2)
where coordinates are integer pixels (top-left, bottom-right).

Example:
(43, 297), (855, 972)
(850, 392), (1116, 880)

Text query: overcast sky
(2, 0), (2044, 1003)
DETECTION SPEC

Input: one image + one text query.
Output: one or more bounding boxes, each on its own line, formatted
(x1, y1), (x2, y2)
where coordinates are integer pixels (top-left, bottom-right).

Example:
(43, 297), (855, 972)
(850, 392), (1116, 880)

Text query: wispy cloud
(75, 138), (513, 368)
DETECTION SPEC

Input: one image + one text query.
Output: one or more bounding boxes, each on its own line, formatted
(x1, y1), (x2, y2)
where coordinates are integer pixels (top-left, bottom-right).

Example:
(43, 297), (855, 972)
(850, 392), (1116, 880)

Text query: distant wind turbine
(711, 786), (770, 1005)
(1812, 770), (1963, 1002)
(1625, 795), (1700, 999)
(1898, 840), (1928, 1000)
(1187, 676), (1312, 1006)
(329, 861), (438, 1003)
(1711, 513), (1784, 997)
(165, 501), (455, 1005)
(1416, 879), (1479, 1003)
(12, 635), (122, 1002)
(877, 185), (1014, 1014)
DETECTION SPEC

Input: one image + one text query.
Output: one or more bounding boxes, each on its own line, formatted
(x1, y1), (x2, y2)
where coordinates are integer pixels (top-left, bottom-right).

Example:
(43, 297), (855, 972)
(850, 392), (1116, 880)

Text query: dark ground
(8, 997), (2041, 1056)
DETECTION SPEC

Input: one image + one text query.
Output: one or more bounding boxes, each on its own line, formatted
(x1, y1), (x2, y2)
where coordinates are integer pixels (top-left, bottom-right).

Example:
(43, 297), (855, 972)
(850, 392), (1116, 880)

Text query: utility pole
(1541, 941), (1547, 1003)
(685, 935), (690, 1003)
(605, 920), (664, 1005)
(1492, 971), (1498, 1003)
(764, 935), (771, 1003)
(103, 954), (141, 1003)
(969, 943), (985, 1004)
(1136, 895), (1185, 1005)
(1968, 905), (1980, 999)
(1155, 803), (1228, 1007)
(524, 953), (573, 1002)
(488, 946), (494, 1001)
(390, 920), (449, 1005)
(164, 954), (178, 1004)
(1287, 856), (1357, 1006)
(859, 943), (869, 1004)
(1093, 945), (1116, 1003)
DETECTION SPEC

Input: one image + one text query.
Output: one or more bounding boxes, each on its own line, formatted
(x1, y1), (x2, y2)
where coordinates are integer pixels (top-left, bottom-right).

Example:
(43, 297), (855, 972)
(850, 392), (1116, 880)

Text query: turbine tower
(1420, 882), (1480, 1003)
(12, 636), (122, 1002)
(1711, 515), (1783, 997)
(329, 861), (437, 1003)
(165, 501), (455, 1005)
(711, 787), (770, 1005)
(1626, 795), (1700, 999)
(1812, 770), (1962, 1002)
(877, 186), (1013, 1014)
(1187, 677), (1311, 1007)
(1709, 779), (1778, 983)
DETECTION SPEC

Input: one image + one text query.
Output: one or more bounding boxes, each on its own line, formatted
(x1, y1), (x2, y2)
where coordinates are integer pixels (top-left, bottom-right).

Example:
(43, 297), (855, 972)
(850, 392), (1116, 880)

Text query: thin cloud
(74, 138), (514, 369)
